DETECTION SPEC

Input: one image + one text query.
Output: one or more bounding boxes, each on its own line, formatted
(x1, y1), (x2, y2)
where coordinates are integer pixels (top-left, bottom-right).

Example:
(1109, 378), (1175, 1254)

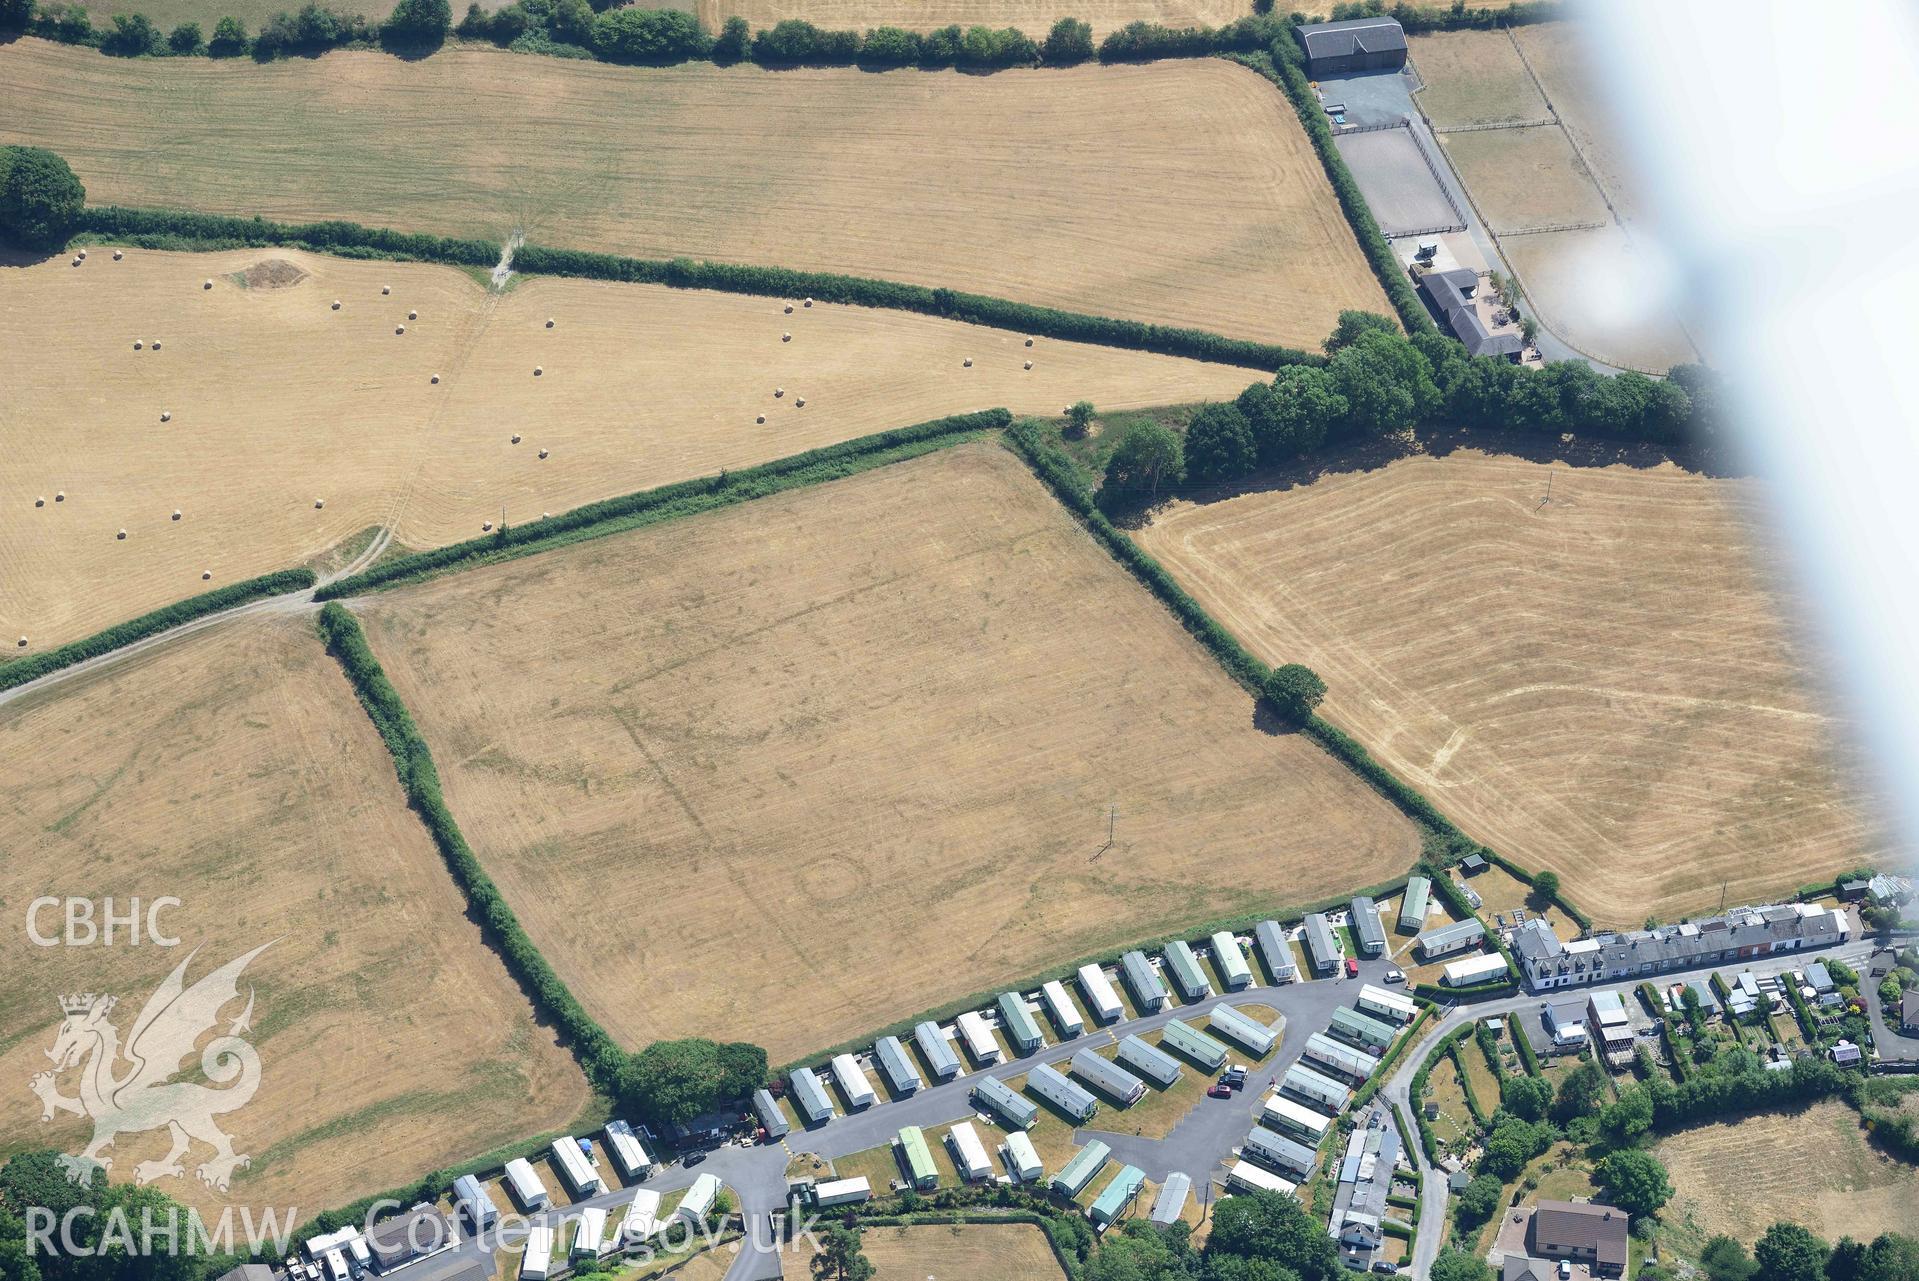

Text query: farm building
(1418, 269), (1523, 360)
(604, 1119), (654, 1180)
(1226, 1159), (1296, 1197)
(550, 1138), (605, 1198)
(1293, 15), (1405, 76)
(1256, 919), (1300, 983)
(1052, 1140), (1113, 1198)
(790, 1067), (836, 1125)
(1160, 1018), (1230, 1070)
(1116, 1034), (1183, 1088)
(520, 1225), (554, 1281)
(452, 1174), (498, 1230)
(1004, 1130), (1044, 1183)
(1356, 983), (1418, 1024)
(998, 991), (1045, 1055)
(1303, 913), (1342, 974)
(753, 1088), (789, 1139)
(1210, 931), (1253, 989)
(1350, 897), (1387, 957)
(571, 1206), (607, 1259)
(947, 1122), (993, 1182)
(1042, 979), (1086, 1037)
(1151, 1172), (1192, 1226)
(1073, 1047), (1147, 1104)
(1415, 918), (1487, 960)
(1263, 1094), (1334, 1142)
(1210, 1004), (1279, 1056)
(1027, 1061), (1099, 1122)
(955, 1010), (1003, 1065)
(914, 1020), (962, 1080)
(897, 1126), (939, 1189)
(1460, 853), (1489, 875)
(1242, 1125), (1319, 1178)
(972, 1073), (1039, 1130)
(1077, 963), (1125, 1024)
(874, 1035), (922, 1095)
(814, 1177), (871, 1208)
(830, 1053), (877, 1109)
(677, 1173), (722, 1226)
(502, 1158), (550, 1211)
(618, 1189), (661, 1245)
(1445, 953), (1513, 986)
(1089, 1164), (1147, 1226)
(1121, 949), (1170, 1012)
(1329, 1006), (1400, 1053)
(1399, 878), (1431, 932)
(1164, 940), (1214, 1001)
(1281, 1062), (1352, 1113)
(1304, 1032), (1380, 1082)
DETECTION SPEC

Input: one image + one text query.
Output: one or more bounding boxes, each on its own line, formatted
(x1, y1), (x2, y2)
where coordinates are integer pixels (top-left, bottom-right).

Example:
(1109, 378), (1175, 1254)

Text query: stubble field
(1132, 443), (1886, 921)
(0, 614), (590, 1220)
(696, 0), (1241, 38)
(0, 246), (1250, 651)
(0, 40), (1386, 348)
(1407, 29), (1548, 127)
(1437, 125), (1610, 232)
(355, 442), (1420, 1061)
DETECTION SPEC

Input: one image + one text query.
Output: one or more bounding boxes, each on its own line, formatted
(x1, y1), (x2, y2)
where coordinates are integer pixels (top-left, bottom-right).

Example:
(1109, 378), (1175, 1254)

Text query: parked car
(1558, 1262), (1571, 1280)
(1385, 968), (1406, 985)
(1345, 958), (1360, 978)
(1207, 1083), (1233, 1099)
(1225, 1065), (1249, 1090)
(683, 1151), (706, 1168)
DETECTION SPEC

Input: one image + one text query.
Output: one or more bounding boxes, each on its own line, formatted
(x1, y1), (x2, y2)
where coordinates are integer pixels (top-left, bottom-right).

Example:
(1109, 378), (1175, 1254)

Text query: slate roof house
(1419, 268), (1523, 359)
(1294, 16), (1407, 76)
(1512, 903), (1847, 992)
(1531, 1200), (1629, 1277)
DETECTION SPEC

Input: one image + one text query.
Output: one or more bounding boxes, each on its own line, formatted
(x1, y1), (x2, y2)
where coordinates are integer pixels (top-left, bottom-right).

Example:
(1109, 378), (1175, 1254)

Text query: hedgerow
(512, 244), (1318, 371)
(0, 567), (315, 693)
(75, 205), (497, 264)
(318, 411), (1010, 599)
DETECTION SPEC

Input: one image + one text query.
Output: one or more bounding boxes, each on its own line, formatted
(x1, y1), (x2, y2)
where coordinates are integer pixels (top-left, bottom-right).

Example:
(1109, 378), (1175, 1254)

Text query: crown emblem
(60, 994), (113, 1016)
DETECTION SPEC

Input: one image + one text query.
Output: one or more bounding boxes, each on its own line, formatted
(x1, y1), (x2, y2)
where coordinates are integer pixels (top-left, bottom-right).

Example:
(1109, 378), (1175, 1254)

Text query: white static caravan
(1226, 1159), (1295, 1197)
(1116, 1034), (1183, 1088)
(503, 1157), (550, 1211)
(1241, 1125), (1319, 1178)
(954, 1010), (1003, 1066)
(1356, 983), (1418, 1024)
(1443, 953), (1512, 987)
(571, 1206), (608, 1259)
(1255, 919), (1299, 984)
(814, 1178), (872, 1208)
(550, 1137), (606, 1198)
(322, 1253), (348, 1281)
(1027, 1061), (1099, 1122)
(1210, 1004), (1279, 1056)
(1072, 1047), (1147, 1105)
(1119, 950), (1170, 1012)
(947, 1122), (993, 1182)
(914, 1020), (962, 1080)
(1280, 1063), (1351, 1113)
(1004, 1130), (1044, 1183)
(519, 1225), (554, 1281)
(1042, 979), (1086, 1038)
(1262, 1094), (1334, 1143)
(1303, 1032), (1380, 1082)
(1211, 931), (1253, 990)
(677, 1173), (722, 1226)
(874, 1035), (923, 1094)
(1077, 963), (1125, 1025)
(604, 1119), (655, 1181)
(452, 1174), (499, 1230)
(619, 1190), (662, 1245)
(830, 1053), (877, 1109)
(1151, 1172), (1193, 1226)
(790, 1066), (836, 1125)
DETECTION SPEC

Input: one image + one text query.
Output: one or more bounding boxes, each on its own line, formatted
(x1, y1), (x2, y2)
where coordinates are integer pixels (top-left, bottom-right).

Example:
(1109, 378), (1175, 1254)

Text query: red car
(1207, 1083), (1233, 1099)
(1344, 957), (1360, 978)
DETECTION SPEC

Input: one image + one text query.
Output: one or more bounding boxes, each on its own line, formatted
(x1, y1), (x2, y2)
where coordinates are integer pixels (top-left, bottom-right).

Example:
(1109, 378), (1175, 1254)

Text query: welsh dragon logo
(29, 943), (270, 1193)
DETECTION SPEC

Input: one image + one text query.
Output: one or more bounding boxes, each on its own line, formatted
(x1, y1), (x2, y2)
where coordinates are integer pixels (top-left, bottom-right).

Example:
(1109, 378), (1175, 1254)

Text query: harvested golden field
(356, 443), (1420, 1060)
(1438, 125), (1610, 232)
(1503, 225), (1696, 373)
(799, 1223), (1066, 1281)
(697, 0), (1241, 38)
(0, 614), (589, 1221)
(0, 246), (1248, 651)
(1133, 443), (1887, 921)
(1408, 29), (1548, 127)
(1657, 1102), (1919, 1246)
(1, 40), (1386, 348)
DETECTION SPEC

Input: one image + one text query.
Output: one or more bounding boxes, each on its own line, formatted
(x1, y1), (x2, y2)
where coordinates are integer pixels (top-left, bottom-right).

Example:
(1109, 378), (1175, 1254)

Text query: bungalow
(1530, 1199), (1629, 1277)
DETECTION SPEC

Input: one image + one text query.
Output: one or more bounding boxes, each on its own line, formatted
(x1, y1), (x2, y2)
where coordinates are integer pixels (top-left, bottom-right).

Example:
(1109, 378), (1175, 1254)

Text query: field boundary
(315, 410), (1011, 599)
(0, 566), (316, 694)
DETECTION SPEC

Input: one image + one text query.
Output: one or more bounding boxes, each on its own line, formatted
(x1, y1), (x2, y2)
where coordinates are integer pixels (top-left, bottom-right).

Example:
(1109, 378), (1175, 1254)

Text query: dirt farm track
(0, 39), (1387, 349)
(1134, 444), (1888, 921)
(0, 614), (589, 1221)
(0, 246), (1252, 652)
(357, 443), (1421, 1061)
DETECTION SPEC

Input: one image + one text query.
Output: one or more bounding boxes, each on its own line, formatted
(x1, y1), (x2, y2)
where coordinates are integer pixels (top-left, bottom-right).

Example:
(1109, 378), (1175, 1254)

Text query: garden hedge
(0, 566), (315, 693)
(1507, 1012), (1540, 1076)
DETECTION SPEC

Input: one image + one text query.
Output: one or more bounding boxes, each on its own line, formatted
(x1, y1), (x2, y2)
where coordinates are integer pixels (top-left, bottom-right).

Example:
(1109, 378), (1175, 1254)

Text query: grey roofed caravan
(1160, 1018), (1229, 1070)
(1163, 939), (1214, 1001)
(1255, 919), (1300, 981)
(1415, 917), (1487, 959)
(1151, 1172), (1192, 1226)
(997, 991), (1044, 1054)
(1116, 1034), (1183, 1088)
(1350, 896), (1387, 956)
(752, 1088), (789, 1139)
(790, 1067), (835, 1125)
(1026, 1061), (1099, 1121)
(1303, 912), (1341, 973)
(875, 1035), (922, 1094)
(1120, 949), (1169, 1012)
(972, 1073), (1039, 1130)
(1072, 1047), (1147, 1103)
(913, 1020), (961, 1079)
(1399, 877), (1431, 932)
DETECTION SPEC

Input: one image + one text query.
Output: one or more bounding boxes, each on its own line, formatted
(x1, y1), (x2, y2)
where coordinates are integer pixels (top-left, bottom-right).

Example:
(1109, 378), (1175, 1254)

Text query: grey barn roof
(1297, 15), (1407, 58)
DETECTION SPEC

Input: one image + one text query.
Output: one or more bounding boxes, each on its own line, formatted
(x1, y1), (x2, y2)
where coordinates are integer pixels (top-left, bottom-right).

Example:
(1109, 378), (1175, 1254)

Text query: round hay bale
(55, 491), (65, 502)
(534, 366), (543, 377)
(783, 304), (793, 314)
(113, 250), (123, 261)
(160, 411), (171, 422)
(151, 340), (161, 350)
(315, 498), (325, 509)
(71, 258), (81, 267)
(511, 433), (522, 444)
(1023, 360), (1033, 370)
(430, 374), (440, 384)
(1025, 338), (1034, 347)
(542, 511), (551, 519)
(396, 325), (406, 335)
(482, 521), (493, 532)
(803, 298), (813, 308)
(382, 285), (391, 296)
(116, 529), (127, 540)
(203, 279), (213, 290)
(78, 249), (87, 260)
(545, 318), (555, 329)
(171, 509), (181, 521)
(408, 310), (418, 321)
(17, 636), (25, 647)
(755, 414), (765, 424)
(962, 357), (972, 367)
(35, 497), (45, 508)
(538, 448), (549, 459)
(782, 332), (791, 342)
(332, 300), (342, 310)
(202, 570), (212, 580)
(774, 387), (784, 397)
(133, 340), (142, 350)
(796, 397), (806, 407)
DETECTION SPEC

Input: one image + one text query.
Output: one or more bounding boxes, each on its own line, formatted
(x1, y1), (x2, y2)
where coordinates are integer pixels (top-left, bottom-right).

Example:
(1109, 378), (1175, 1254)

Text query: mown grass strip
(317, 410), (1010, 600)
(0, 567), (316, 694)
